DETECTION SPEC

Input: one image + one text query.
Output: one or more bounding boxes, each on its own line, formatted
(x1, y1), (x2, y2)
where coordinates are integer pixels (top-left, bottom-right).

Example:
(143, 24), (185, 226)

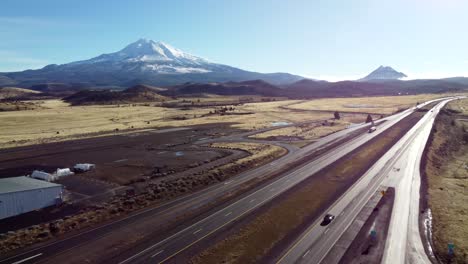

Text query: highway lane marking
(12, 253), (43, 264)
(121, 154), (318, 264)
(5, 99), (449, 264)
(125, 100), (454, 264)
(155, 193), (290, 264)
(324, 229), (329, 234)
(193, 228), (202, 235)
(224, 181), (233, 185)
(225, 212), (232, 217)
(274, 105), (434, 263)
(154, 101), (445, 264)
(270, 188), (275, 192)
(303, 250), (311, 258)
(151, 250), (164, 258)
(276, 100), (454, 264)
(8, 173), (239, 264)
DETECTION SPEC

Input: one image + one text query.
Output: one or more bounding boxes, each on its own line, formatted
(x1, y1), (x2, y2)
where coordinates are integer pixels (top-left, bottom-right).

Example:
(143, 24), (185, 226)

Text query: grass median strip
(191, 111), (425, 264)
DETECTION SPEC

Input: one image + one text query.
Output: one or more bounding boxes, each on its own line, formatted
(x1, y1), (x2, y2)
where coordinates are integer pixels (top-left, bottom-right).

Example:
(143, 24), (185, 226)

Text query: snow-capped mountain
(1, 39), (303, 87)
(360, 66), (407, 81)
(68, 39), (213, 74)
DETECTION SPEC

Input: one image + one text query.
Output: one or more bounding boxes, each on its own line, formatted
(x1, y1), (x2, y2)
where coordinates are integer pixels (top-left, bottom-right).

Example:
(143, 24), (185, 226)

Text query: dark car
(320, 214), (335, 226)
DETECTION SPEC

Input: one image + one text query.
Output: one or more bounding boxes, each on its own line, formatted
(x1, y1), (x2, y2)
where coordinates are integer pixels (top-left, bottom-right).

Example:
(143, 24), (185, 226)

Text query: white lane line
(225, 212), (232, 217)
(193, 228), (202, 235)
(324, 229), (329, 234)
(249, 199), (255, 203)
(114, 159), (128, 163)
(270, 188), (275, 192)
(224, 181), (233, 185)
(303, 249), (311, 258)
(12, 253), (43, 264)
(151, 250), (164, 258)
(285, 179), (290, 183)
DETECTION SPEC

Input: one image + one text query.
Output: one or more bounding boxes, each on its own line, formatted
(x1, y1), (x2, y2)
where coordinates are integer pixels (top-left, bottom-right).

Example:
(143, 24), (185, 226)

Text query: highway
(0, 98), (449, 264)
(276, 98), (459, 264)
(0, 113), (379, 264)
(111, 100), (440, 263)
(382, 98), (457, 264)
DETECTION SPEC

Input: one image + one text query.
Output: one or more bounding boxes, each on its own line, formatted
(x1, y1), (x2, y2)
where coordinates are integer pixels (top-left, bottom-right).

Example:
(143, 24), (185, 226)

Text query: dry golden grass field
(287, 93), (460, 114)
(0, 93), (459, 149)
(0, 87), (40, 100)
(0, 99), (326, 148)
(250, 120), (349, 140)
(209, 142), (287, 171)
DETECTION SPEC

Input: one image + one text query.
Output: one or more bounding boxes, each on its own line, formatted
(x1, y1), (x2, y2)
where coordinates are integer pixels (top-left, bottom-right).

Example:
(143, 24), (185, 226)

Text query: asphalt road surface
(276, 98), (461, 264)
(382, 98), (459, 264)
(0, 98), (452, 264)
(112, 99), (443, 264)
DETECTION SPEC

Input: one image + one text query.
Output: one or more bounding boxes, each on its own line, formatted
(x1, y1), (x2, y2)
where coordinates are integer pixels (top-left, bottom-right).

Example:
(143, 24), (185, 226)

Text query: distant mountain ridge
(0, 39), (303, 88)
(64, 84), (169, 105)
(161, 79), (286, 97)
(361, 66), (407, 81)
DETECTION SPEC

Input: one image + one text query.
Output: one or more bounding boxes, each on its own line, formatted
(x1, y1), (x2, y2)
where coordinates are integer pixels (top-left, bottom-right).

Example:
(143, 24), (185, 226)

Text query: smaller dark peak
(361, 65), (407, 81)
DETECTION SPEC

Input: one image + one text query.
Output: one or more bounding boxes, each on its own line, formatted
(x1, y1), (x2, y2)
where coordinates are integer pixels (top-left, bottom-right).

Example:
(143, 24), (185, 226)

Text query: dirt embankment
(191, 111), (425, 264)
(421, 100), (468, 264)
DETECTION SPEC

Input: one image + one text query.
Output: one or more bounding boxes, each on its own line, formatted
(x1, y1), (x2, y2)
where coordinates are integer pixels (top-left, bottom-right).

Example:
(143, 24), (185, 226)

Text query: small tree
(366, 114), (373, 123)
(334, 111), (341, 120)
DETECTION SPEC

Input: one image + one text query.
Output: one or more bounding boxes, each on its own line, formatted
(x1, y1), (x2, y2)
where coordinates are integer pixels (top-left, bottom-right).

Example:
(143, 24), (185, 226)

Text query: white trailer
(31, 170), (56, 182)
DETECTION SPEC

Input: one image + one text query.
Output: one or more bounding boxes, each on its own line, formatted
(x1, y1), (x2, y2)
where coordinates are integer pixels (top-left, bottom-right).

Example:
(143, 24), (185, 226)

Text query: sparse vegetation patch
(422, 98), (468, 264)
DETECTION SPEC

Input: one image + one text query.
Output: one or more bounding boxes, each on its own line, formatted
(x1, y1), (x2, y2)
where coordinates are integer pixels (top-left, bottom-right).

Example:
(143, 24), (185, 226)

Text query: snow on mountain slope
(1, 38), (304, 87)
(68, 39), (213, 73)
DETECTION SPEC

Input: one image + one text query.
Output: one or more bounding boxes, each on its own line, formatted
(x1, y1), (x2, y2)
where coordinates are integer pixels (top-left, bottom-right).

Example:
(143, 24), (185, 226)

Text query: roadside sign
(448, 243), (455, 255)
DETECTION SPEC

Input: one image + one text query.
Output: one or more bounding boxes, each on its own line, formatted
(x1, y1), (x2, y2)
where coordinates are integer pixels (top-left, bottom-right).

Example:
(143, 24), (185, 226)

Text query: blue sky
(1, 0), (468, 80)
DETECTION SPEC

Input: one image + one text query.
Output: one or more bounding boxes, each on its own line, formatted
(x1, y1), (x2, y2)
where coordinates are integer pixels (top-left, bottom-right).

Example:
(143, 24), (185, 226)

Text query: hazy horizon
(1, 0), (468, 81)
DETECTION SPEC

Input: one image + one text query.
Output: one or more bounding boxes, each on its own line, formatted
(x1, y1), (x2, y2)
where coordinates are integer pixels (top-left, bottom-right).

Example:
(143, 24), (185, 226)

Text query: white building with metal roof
(0, 176), (63, 220)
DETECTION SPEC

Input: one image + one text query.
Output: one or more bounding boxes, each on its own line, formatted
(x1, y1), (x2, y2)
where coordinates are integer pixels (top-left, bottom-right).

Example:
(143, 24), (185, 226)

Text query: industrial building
(0, 176), (63, 220)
